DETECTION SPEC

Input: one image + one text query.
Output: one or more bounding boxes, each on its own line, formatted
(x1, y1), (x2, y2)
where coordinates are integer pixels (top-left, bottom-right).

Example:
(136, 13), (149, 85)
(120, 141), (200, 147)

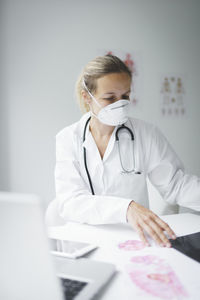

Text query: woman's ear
(81, 90), (91, 105)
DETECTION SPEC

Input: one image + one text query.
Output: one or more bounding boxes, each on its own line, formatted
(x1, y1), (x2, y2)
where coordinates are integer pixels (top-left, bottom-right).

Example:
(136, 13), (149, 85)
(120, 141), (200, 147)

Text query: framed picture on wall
(160, 74), (187, 118)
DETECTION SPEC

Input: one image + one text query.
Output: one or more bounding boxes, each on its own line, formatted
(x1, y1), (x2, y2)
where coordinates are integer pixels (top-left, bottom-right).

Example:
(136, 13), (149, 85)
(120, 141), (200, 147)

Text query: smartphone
(49, 238), (98, 259)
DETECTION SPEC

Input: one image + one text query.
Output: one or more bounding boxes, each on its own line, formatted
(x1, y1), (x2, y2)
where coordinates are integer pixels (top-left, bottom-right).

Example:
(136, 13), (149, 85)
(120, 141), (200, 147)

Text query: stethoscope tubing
(83, 117), (95, 195)
(83, 117), (140, 195)
(115, 124), (134, 141)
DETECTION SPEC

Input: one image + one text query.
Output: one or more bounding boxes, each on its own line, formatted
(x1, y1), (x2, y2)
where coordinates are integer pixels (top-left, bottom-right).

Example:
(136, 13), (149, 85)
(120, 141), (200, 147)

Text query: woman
(55, 55), (200, 247)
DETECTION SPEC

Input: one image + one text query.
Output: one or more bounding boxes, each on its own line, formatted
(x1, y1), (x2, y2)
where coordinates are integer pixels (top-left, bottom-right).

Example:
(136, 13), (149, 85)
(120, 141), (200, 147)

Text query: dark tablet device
(169, 231), (200, 263)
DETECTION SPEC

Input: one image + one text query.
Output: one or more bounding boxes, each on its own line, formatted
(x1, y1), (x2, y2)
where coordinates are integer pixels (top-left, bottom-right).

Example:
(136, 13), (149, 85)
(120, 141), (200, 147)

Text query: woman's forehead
(95, 72), (131, 94)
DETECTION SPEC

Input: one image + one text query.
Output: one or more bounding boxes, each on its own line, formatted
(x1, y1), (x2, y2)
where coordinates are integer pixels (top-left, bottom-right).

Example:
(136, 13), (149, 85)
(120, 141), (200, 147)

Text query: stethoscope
(83, 116), (141, 195)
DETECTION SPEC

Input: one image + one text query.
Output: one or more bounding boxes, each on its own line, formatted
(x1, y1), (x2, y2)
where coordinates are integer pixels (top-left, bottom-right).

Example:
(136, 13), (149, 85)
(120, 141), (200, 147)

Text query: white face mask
(83, 81), (130, 126)
(94, 99), (130, 126)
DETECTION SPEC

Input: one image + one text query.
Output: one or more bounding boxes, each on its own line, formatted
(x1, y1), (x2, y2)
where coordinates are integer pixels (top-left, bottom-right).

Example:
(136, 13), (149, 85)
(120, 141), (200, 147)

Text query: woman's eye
(103, 97), (115, 101)
(122, 95), (130, 99)
(103, 95), (130, 101)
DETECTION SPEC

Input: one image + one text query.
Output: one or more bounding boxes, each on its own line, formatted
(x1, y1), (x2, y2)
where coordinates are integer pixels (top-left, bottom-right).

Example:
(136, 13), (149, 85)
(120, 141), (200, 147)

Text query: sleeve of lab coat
(55, 129), (132, 224)
(147, 127), (200, 211)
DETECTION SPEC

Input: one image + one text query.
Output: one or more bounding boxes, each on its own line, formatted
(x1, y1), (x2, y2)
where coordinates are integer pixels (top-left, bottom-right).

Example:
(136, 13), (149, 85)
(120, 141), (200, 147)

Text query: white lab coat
(55, 112), (200, 224)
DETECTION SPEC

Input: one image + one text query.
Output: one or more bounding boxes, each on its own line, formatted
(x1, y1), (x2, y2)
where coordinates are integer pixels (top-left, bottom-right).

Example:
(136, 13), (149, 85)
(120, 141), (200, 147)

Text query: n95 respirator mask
(83, 81), (130, 126)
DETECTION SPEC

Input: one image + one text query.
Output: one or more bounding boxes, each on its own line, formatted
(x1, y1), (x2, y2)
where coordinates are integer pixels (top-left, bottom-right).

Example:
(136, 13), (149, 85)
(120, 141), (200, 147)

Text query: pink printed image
(126, 255), (188, 299)
(118, 240), (146, 251)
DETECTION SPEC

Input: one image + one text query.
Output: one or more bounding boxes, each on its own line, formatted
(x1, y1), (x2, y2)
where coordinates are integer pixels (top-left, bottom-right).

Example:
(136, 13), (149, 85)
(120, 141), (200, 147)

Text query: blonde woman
(54, 55), (200, 247)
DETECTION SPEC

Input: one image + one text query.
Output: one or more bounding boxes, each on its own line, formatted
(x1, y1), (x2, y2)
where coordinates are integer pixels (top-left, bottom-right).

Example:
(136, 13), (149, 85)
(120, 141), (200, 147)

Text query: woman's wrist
(126, 200), (135, 222)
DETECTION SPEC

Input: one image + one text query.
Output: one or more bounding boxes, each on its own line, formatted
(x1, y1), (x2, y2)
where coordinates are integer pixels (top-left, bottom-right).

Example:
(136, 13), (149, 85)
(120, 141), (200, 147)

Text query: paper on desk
(115, 246), (200, 299)
(48, 221), (200, 300)
(110, 229), (200, 300)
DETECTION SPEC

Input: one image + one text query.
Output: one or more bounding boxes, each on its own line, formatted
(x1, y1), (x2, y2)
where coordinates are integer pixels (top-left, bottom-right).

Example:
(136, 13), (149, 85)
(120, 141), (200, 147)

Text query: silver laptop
(0, 192), (115, 300)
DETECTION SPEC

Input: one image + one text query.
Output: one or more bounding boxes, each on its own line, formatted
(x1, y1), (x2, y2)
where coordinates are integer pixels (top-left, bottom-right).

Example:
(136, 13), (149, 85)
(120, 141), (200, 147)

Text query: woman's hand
(126, 201), (176, 247)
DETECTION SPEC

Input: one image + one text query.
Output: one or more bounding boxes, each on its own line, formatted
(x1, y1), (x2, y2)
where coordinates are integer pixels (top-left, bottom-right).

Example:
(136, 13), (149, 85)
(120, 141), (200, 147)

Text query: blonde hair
(75, 54), (132, 113)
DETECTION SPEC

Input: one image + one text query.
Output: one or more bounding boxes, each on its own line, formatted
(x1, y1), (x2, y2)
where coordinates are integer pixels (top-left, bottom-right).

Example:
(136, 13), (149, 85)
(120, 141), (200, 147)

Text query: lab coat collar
(81, 113), (133, 162)
(81, 111), (119, 149)
(73, 112), (90, 147)
(82, 122), (117, 162)
(78, 113), (132, 143)
(81, 112), (93, 150)
(82, 123), (93, 150)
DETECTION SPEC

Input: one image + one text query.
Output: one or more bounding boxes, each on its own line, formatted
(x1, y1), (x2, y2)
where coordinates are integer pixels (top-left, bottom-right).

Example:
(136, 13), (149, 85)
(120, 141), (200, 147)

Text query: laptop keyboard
(60, 277), (88, 300)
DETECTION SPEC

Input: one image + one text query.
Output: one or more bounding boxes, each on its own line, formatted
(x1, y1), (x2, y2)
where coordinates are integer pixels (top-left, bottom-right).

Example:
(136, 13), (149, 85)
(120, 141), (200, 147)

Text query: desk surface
(48, 213), (200, 300)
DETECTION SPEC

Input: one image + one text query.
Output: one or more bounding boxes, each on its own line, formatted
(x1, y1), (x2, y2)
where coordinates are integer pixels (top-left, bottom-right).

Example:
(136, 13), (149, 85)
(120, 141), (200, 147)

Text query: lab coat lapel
(103, 127), (117, 162)
(82, 117), (117, 162)
(82, 129), (102, 163)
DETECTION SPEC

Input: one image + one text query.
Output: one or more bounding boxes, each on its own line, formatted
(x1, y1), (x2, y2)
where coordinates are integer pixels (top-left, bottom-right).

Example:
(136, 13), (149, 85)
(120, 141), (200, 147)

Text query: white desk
(48, 213), (200, 300)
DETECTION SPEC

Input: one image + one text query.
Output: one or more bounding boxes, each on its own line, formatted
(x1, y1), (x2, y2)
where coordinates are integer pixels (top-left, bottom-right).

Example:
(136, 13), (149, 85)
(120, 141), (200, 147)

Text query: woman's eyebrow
(122, 89), (131, 94)
(103, 92), (114, 95)
(102, 89), (131, 96)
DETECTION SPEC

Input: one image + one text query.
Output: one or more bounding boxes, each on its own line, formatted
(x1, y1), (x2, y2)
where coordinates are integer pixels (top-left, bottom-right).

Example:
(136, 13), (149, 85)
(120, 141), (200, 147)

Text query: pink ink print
(118, 240), (146, 251)
(131, 255), (158, 265)
(147, 273), (171, 284)
(126, 255), (188, 299)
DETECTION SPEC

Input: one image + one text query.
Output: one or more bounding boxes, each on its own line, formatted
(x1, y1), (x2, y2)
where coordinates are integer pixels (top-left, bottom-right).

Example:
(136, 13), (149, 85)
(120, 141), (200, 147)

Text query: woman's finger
(147, 219), (171, 247)
(153, 215), (176, 239)
(134, 223), (150, 246)
(140, 219), (165, 246)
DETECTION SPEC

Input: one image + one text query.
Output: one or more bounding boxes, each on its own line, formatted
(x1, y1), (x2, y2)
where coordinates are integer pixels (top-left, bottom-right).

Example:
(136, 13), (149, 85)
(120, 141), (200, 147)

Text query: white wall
(1, 0), (200, 208)
(0, 0), (10, 190)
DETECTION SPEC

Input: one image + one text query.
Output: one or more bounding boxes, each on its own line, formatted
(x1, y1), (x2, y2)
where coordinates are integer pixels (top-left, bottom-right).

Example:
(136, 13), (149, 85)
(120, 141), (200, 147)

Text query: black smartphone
(169, 231), (200, 263)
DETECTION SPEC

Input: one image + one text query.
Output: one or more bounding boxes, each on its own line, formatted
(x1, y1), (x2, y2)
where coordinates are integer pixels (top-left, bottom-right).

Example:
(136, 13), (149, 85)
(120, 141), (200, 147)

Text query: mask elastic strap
(90, 110), (98, 119)
(82, 79), (101, 108)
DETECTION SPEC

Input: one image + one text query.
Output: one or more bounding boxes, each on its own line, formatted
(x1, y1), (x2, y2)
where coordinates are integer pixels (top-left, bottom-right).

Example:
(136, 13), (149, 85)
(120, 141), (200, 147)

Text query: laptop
(0, 192), (115, 300)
